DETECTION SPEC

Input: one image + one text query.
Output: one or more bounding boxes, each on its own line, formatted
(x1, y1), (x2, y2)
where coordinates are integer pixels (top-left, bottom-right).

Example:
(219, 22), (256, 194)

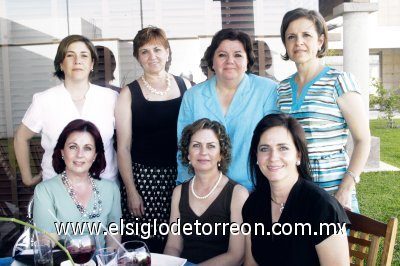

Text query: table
(7, 252), (197, 266)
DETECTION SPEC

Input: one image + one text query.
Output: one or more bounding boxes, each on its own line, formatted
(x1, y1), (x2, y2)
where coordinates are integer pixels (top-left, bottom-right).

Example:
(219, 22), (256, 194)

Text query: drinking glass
(65, 235), (96, 265)
(33, 238), (53, 266)
(96, 247), (117, 266)
(117, 241), (151, 266)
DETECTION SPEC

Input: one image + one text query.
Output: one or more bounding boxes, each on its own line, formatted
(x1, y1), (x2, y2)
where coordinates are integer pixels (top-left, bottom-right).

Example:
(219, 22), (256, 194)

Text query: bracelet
(346, 170), (360, 184)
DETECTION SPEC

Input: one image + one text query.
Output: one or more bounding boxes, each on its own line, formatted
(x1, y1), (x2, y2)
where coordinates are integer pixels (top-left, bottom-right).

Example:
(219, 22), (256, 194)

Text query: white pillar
(333, 3), (378, 113)
(333, 3), (379, 169)
(343, 11), (370, 111)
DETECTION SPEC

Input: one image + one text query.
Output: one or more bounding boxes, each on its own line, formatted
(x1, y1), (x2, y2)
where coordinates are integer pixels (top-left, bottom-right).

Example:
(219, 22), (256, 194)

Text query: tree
(369, 79), (400, 128)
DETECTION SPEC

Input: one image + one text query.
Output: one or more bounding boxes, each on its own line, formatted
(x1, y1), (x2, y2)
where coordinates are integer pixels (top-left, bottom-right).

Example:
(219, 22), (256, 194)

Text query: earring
(93, 159), (95, 162)
(188, 160), (191, 165)
(91, 69), (94, 72)
(217, 162), (221, 168)
(62, 155), (64, 160)
(256, 161), (259, 165)
(296, 160), (300, 166)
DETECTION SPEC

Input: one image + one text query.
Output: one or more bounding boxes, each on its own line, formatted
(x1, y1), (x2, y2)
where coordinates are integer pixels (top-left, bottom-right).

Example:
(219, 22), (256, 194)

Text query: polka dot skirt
(120, 162), (176, 241)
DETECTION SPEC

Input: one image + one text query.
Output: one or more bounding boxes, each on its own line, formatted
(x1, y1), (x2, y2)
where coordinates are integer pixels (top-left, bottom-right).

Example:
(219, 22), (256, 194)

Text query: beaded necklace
(141, 74), (171, 96)
(61, 171), (102, 219)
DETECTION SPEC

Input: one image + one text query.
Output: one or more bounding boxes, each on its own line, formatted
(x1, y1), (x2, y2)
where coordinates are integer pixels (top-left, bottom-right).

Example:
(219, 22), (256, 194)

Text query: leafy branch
(369, 78), (400, 128)
(0, 216), (75, 265)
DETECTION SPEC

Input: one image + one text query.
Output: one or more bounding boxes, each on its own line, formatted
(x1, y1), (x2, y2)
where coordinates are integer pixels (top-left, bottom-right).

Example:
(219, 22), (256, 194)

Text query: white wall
(3, 0), (360, 138)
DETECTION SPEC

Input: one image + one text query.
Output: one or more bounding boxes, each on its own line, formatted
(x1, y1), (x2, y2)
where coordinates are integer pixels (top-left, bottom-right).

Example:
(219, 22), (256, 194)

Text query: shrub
(369, 79), (400, 128)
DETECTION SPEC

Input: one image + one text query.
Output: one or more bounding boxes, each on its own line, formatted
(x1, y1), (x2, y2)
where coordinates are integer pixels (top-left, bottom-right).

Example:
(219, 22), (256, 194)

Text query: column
(333, 2), (378, 112)
(333, 2), (379, 169)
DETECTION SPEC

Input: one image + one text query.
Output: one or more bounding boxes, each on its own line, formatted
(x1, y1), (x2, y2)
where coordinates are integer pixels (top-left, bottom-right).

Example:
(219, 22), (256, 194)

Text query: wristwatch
(346, 170), (360, 184)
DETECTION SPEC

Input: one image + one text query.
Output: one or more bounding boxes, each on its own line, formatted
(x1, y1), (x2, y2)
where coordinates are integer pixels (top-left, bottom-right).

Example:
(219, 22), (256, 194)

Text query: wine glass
(65, 235), (96, 265)
(96, 247), (117, 266)
(117, 241), (151, 266)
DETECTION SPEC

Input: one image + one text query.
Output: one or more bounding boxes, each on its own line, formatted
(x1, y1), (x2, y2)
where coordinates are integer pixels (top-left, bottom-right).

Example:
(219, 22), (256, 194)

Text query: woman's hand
(27, 172), (43, 187)
(14, 124), (37, 187)
(334, 183), (353, 211)
(337, 91), (371, 211)
(115, 87), (145, 217)
(127, 189), (144, 217)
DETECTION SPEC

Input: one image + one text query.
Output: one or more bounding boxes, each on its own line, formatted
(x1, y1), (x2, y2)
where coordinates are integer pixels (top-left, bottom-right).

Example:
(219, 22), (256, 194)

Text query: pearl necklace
(191, 172), (222, 200)
(141, 74), (171, 96)
(271, 197), (285, 213)
(61, 171), (102, 220)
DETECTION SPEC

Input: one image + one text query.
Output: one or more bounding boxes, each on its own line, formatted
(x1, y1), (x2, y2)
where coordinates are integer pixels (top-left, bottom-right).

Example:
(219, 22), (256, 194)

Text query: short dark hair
(248, 114), (312, 190)
(179, 118), (232, 175)
(280, 8), (328, 60)
(132, 26), (171, 70)
(204, 28), (255, 73)
(52, 119), (106, 179)
(53, 35), (98, 80)
(94, 45), (116, 80)
(199, 56), (209, 78)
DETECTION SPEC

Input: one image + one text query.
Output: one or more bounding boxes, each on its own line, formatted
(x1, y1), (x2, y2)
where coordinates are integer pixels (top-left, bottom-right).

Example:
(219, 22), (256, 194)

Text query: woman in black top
(243, 114), (350, 265)
(115, 26), (191, 252)
(164, 118), (248, 265)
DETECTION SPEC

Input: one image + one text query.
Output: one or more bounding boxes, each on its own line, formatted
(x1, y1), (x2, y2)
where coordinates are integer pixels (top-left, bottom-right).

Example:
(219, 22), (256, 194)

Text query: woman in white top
(14, 34), (118, 186)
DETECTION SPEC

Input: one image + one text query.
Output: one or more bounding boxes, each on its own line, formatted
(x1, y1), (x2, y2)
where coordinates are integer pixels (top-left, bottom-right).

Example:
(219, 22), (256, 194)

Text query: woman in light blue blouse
(177, 29), (278, 191)
(277, 8), (371, 212)
(33, 119), (121, 248)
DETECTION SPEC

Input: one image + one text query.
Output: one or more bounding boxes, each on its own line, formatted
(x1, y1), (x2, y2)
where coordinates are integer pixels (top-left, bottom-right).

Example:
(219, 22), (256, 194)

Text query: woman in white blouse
(14, 34), (118, 186)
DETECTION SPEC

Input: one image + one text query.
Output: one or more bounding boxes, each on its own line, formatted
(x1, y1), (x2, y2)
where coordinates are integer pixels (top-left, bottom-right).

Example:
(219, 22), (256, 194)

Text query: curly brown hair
(179, 118), (231, 175)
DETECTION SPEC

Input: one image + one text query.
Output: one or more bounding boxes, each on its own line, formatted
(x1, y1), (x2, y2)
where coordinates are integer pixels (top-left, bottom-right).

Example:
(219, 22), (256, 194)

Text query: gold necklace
(69, 86), (89, 102)
(72, 95), (86, 102)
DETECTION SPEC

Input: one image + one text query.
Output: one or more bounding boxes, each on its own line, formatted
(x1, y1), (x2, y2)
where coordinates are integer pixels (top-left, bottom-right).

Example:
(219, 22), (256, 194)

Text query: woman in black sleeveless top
(164, 118), (248, 265)
(115, 26), (191, 253)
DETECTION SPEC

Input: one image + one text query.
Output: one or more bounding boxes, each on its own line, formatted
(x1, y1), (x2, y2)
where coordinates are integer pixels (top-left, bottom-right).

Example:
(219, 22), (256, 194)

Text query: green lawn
(358, 119), (400, 265)
(369, 119), (400, 168)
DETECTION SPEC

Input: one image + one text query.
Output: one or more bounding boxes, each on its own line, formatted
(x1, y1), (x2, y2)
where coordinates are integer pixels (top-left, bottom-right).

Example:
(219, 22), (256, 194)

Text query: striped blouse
(277, 66), (360, 193)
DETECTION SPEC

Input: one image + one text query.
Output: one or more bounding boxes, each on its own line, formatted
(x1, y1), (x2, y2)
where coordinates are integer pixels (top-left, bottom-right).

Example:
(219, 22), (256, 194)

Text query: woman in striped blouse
(277, 8), (371, 212)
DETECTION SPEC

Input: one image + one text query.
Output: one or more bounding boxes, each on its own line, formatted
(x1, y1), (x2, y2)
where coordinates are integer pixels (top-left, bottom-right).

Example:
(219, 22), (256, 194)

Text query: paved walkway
(369, 110), (400, 120)
(367, 111), (399, 172)
(364, 161), (399, 172)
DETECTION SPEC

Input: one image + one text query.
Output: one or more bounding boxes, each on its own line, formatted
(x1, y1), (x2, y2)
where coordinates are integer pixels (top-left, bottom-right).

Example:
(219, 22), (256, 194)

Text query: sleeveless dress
(179, 179), (237, 263)
(120, 75), (187, 252)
